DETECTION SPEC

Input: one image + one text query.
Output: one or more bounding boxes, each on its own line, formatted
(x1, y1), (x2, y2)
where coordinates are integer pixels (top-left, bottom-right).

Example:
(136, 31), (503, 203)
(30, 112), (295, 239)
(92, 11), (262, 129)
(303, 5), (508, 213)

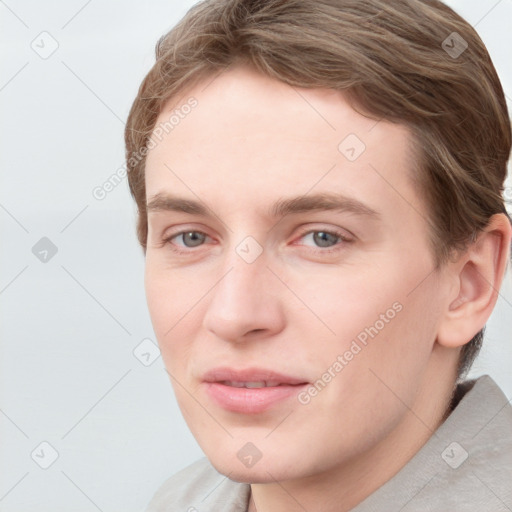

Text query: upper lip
(202, 367), (309, 386)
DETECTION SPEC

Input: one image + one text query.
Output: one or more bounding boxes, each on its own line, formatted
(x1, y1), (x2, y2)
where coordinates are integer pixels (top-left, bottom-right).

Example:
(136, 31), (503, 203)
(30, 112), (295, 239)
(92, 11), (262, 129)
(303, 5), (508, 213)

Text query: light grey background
(1, 1), (511, 510)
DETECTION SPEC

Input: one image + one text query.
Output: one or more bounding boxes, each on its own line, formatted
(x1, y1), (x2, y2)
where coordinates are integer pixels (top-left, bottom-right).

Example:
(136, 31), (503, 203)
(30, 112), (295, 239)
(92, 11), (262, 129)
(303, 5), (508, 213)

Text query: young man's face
(144, 65), (458, 485)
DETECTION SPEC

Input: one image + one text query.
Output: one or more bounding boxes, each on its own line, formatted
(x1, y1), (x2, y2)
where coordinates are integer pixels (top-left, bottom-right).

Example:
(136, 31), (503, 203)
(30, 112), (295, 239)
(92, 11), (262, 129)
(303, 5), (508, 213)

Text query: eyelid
(161, 222), (212, 238)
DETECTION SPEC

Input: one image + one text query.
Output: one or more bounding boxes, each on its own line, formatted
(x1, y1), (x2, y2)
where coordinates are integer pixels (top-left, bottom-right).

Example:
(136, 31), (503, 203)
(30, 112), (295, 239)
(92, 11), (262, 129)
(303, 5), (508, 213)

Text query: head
(125, 0), (511, 490)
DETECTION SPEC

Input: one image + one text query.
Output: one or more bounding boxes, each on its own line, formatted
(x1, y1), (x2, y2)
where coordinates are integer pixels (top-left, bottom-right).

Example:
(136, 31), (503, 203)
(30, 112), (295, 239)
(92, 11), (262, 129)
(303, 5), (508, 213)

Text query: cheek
(144, 255), (201, 328)
(323, 275), (442, 417)
(286, 264), (410, 349)
(301, 292), (440, 462)
(300, 259), (441, 393)
(144, 263), (171, 333)
(144, 261), (195, 359)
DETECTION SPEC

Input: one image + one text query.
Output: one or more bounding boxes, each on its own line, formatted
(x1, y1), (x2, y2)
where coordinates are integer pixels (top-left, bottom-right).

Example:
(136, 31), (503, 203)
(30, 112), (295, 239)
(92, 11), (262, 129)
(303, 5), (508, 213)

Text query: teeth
(223, 381), (281, 388)
(245, 381), (267, 389)
(222, 381), (243, 388)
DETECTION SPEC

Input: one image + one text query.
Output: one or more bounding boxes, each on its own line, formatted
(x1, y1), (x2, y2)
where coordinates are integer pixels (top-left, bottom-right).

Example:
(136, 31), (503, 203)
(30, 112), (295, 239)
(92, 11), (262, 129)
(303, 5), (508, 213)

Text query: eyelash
(161, 227), (352, 255)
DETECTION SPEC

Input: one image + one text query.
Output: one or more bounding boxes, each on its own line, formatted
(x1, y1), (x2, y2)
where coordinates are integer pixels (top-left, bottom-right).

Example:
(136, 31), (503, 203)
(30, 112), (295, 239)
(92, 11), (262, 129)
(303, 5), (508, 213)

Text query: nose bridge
(216, 232), (269, 298)
(203, 242), (284, 341)
(213, 247), (267, 314)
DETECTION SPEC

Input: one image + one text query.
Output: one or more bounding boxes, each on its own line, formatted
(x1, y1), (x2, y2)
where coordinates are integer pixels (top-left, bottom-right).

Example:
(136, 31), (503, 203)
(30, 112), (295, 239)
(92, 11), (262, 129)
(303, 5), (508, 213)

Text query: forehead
(149, 65), (410, 155)
(145, 65), (421, 224)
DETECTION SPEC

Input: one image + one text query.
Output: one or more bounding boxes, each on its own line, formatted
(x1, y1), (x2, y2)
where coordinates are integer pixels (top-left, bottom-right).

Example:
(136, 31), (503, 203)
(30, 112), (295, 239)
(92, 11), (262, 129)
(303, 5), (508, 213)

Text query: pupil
(313, 231), (337, 247)
(184, 232), (205, 247)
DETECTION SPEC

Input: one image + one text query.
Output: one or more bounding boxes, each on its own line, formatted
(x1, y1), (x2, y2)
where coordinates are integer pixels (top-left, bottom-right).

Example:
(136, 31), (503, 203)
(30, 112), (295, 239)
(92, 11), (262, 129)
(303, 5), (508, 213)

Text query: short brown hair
(124, 0), (511, 377)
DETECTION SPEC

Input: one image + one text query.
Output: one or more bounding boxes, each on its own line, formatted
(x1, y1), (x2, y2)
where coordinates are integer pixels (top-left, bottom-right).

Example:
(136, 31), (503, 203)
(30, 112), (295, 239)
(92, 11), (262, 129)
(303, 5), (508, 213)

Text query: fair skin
(143, 65), (511, 512)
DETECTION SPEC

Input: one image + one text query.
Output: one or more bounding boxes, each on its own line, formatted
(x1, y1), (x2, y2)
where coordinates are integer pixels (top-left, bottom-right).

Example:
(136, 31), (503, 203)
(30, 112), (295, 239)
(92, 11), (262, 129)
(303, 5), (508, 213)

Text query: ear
(437, 213), (511, 348)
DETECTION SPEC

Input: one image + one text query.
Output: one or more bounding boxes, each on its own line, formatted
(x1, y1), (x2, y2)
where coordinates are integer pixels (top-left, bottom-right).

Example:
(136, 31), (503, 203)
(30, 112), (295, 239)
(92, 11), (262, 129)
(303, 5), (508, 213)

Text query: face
(144, 65), (450, 484)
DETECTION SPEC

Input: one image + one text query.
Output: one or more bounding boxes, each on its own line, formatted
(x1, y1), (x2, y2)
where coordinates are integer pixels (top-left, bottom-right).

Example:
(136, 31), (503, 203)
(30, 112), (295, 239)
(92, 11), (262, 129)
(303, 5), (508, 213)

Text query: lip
(202, 367), (309, 414)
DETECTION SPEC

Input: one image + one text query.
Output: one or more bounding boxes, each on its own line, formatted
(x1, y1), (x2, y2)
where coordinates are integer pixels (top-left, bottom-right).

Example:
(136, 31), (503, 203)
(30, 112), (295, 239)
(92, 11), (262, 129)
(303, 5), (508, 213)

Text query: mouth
(220, 380), (293, 388)
(201, 367), (309, 414)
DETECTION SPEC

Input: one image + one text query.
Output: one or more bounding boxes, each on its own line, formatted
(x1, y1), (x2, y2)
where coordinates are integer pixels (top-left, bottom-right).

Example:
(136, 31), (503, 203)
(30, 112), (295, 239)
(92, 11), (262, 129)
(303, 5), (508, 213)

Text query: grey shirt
(146, 375), (512, 511)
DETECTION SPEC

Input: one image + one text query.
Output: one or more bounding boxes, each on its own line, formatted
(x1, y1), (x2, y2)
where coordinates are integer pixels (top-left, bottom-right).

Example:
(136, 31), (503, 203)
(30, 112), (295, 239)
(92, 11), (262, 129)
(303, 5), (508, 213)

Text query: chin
(210, 459), (285, 484)
(205, 447), (306, 484)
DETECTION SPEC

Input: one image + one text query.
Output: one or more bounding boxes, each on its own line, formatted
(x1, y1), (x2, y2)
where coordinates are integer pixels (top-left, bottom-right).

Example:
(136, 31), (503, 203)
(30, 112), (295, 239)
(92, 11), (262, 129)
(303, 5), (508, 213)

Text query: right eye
(164, 231), (210, 249)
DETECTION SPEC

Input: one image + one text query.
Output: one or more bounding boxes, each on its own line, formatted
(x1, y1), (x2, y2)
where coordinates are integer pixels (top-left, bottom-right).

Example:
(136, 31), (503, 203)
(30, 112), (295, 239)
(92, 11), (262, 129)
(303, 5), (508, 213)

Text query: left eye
(170, 231), (208, 248)
(299, 230), (345, 248)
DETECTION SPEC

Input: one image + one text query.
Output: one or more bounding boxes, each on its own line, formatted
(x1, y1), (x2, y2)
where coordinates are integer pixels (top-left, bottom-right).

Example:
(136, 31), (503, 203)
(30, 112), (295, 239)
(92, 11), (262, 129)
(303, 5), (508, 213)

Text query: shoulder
(429, 375), (512, 509)
(354, 375), (512, 511)
(145, 457), (250, 512)
(413, 375), (512, 509)
(454, 375), (512, 475)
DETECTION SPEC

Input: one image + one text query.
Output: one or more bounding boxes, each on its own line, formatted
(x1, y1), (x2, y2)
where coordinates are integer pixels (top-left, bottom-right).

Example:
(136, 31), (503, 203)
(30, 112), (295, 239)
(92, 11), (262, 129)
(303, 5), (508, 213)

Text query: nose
(202, 251), (286, 343)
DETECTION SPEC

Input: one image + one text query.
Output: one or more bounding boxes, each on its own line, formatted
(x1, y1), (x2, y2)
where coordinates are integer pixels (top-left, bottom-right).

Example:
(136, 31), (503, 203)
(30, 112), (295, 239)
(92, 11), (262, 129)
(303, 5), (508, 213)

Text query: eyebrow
(147, 194), (208, 215)
(269, 193), (379, 219)
(146, 192), (380, 219)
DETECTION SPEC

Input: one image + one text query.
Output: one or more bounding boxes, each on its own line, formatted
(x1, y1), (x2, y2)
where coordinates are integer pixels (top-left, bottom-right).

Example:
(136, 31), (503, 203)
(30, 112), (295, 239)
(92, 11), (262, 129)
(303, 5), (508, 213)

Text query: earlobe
(437, 213), (511, 348)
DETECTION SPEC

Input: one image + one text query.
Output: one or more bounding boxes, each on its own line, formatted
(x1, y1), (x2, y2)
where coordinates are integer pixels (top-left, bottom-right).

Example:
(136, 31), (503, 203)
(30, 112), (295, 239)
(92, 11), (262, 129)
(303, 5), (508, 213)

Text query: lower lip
(204, 382), (308, 414)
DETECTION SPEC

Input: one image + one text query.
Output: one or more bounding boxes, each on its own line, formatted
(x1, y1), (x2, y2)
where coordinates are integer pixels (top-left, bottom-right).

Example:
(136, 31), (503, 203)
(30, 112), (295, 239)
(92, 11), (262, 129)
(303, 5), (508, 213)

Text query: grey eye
(312, 231), (339, 247)
(180, 231), (206, 247)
